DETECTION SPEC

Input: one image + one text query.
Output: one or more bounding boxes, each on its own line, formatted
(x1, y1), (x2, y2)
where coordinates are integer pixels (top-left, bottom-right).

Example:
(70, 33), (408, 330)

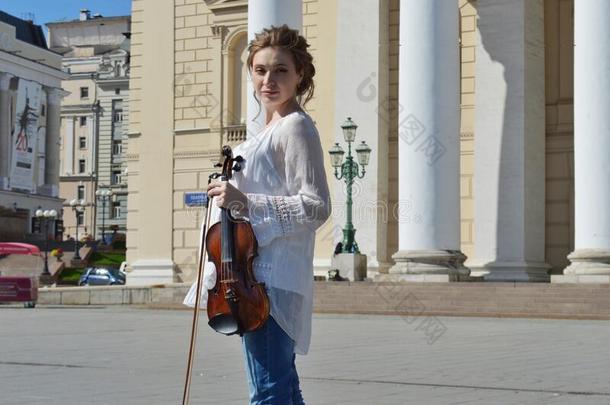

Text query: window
(112, 202), (122, 219)
(79, 137), (86, 149)
(77, 185), (85, 200)
(76, 211), (84, 226)
(80, 116), (87, 126)
(112, 140), (122, 155)
(111, 170), (122, 185)
(115, 88), (120, 95)
(112, 99), (123, 122)
(80, 87), (89, 98)
(78, 159), (86, 173)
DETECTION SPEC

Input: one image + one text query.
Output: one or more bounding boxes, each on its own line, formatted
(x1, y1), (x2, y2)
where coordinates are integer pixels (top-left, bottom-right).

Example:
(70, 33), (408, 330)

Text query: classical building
(0, 11), (67, 241)
(46, 10), (130, 242)
(126, 0), (609, 285)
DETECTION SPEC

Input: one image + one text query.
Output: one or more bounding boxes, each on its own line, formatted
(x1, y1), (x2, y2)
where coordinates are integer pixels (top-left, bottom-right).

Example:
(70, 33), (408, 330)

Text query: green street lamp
(35, 208), (58, 275)
(96, 188), (113, 245)
(69, 199), (86, 260)
(328, 117), (372, 254)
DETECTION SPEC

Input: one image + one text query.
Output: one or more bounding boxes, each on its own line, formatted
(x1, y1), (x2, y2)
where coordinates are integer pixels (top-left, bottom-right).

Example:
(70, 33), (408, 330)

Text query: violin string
(221, 207), (225, 283)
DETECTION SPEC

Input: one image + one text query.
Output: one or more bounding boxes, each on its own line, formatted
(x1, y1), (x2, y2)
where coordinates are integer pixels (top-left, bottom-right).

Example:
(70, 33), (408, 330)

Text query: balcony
(223, 124), (247, 143)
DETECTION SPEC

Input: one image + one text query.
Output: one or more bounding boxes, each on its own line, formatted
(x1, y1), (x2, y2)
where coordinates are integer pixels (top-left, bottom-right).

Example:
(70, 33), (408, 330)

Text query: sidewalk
(1, 306), (609, 404)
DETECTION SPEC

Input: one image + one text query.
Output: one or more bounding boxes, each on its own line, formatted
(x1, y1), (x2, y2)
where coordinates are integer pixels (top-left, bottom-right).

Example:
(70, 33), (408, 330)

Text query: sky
(1, 0), (132, 27)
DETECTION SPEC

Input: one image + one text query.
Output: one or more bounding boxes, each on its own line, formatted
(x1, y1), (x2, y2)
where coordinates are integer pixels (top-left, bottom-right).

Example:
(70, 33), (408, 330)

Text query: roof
(0, 10), (48, 49)
(46, 15), (130, 26)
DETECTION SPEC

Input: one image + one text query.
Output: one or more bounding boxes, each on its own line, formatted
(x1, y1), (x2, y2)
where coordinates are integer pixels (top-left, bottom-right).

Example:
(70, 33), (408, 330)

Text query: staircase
(314, 281), (610, 319)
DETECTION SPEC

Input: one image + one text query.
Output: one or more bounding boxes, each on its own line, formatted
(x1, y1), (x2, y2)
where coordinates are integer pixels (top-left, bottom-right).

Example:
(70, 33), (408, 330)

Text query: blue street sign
(184, 192), (208, 207)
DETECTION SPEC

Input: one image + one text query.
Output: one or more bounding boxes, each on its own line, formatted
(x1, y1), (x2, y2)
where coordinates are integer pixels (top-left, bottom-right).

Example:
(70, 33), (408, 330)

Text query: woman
(184, 25), (331, 404)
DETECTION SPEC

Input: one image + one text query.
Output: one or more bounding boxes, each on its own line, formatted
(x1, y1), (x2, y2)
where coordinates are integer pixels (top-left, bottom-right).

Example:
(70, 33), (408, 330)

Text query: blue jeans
(241, 317), (305, 404)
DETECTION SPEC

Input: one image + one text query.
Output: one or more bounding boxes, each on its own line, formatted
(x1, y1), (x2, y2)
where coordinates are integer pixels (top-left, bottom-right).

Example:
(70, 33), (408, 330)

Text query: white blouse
(183, 110), (331, 355)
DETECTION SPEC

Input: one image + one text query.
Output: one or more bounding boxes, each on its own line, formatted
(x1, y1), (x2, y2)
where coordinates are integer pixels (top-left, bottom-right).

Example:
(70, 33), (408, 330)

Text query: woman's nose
(263, 71), (274, 84)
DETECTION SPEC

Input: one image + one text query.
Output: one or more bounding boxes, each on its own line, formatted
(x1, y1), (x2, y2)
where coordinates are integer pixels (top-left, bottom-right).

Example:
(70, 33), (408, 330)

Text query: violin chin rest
(209, 313), (241, 336)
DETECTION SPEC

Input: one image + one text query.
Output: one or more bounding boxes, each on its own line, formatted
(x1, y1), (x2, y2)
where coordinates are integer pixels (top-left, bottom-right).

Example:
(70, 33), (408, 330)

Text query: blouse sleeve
(182, 199), (220, 308)
(245, 114), (332, 247)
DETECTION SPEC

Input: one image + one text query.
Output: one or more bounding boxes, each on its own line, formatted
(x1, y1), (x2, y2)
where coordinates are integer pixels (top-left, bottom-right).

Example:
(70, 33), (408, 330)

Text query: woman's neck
(264, 99), (301, 126)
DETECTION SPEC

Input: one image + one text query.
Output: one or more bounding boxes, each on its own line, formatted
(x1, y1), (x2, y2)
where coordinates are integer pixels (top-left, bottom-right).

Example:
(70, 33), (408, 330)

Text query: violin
(205, 145), (269, 336)
(182, 145), (269, 404)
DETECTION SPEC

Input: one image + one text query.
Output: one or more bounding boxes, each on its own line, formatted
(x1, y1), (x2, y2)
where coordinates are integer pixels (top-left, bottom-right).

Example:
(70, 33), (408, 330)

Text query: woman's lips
(261, 90), (278, 96)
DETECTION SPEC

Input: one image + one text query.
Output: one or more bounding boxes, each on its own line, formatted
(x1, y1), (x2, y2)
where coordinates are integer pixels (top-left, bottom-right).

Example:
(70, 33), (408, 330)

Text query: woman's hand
(207, 180), (249, 216)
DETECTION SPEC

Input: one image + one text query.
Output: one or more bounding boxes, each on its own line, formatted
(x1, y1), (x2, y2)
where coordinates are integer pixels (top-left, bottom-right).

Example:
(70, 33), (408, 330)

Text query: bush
(112, 240), (126, 250)
(89, 252), (125, 266)
(58, 267), (85, 283)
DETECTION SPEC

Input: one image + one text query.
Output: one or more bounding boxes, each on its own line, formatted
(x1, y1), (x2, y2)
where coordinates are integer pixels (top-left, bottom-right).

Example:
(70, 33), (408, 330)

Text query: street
(1, 306), (609, 404)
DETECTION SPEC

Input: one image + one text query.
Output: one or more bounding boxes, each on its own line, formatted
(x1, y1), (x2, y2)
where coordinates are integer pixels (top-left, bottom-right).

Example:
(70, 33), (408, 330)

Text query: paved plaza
(1, 306), (610, 404)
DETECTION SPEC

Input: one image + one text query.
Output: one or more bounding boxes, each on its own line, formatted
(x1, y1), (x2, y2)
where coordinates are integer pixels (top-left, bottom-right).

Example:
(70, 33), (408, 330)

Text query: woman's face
(251, 47), (302, 113)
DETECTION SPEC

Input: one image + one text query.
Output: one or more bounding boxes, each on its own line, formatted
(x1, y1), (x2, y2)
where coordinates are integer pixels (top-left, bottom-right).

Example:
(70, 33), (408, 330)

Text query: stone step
(34, 281), (610, 320)
(312, 281), (610, 319)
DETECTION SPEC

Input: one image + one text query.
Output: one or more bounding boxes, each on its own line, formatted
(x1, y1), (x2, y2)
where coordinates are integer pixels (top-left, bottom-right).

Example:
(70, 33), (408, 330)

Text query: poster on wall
(9, 78), (43, 193)
(37, 88), (47, 188)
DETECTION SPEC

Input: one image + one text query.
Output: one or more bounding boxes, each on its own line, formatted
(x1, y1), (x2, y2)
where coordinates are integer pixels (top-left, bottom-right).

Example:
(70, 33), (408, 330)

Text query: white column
(0, 73), (12, 190)
(44, 88), (62, 197)
(470, 0), (550, 281)
(383, 0), (467, 282)
(562, 0), (610, 278)
(247, 0), (302, 136)
(331, 0), (391, 277)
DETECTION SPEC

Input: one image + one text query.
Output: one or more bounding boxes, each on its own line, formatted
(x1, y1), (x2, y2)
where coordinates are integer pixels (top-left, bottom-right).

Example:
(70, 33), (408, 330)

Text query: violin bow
(182, 195), (214, 405)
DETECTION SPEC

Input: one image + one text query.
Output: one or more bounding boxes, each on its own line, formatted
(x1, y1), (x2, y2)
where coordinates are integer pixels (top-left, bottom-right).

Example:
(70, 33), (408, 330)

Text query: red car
(0, 243), (40, 308)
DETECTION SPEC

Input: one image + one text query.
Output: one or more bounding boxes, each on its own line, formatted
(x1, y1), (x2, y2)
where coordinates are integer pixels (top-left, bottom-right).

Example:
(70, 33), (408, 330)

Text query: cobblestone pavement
(1, 306), (609, 404)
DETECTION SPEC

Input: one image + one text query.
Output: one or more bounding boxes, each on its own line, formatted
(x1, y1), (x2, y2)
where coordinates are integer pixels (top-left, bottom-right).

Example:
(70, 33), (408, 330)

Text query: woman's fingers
(207, 181), (246, 212)
(207, 180), (226, 196)
(207, 181), (229, 208)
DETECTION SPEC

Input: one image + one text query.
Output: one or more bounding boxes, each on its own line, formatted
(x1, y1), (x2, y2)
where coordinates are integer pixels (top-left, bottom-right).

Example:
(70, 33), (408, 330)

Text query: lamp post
(328, 117), (372, 254)
(69, 199), (86, 260)
(95, 188), (113, 244)
(35, 209), (58, 275)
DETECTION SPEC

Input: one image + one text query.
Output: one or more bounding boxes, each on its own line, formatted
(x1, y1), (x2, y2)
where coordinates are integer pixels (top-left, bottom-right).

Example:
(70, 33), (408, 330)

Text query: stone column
(331, 0), (392, 278)
(246, 0), (302, 136)
(127, 0), (175, 285)
(382, 0), (468, 282)
(561, 0), (610, 279)
(44, 87), (62, 197)
(470, 0), (550, 281)
(0, 73), (12, 190)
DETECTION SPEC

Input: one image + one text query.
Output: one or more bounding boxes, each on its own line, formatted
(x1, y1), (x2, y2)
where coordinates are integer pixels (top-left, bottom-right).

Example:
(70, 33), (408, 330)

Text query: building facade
(0, 11), (67, 242)
(47, 10), (130, 242)
(126, 0), (609, 285)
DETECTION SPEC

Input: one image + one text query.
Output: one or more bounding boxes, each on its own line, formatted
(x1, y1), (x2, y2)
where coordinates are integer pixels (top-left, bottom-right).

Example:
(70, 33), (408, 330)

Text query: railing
(224, 124), (247, 143)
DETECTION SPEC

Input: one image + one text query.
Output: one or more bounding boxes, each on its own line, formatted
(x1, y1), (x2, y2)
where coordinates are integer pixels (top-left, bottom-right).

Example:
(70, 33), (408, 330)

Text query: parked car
(79, 267), (126, 286)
